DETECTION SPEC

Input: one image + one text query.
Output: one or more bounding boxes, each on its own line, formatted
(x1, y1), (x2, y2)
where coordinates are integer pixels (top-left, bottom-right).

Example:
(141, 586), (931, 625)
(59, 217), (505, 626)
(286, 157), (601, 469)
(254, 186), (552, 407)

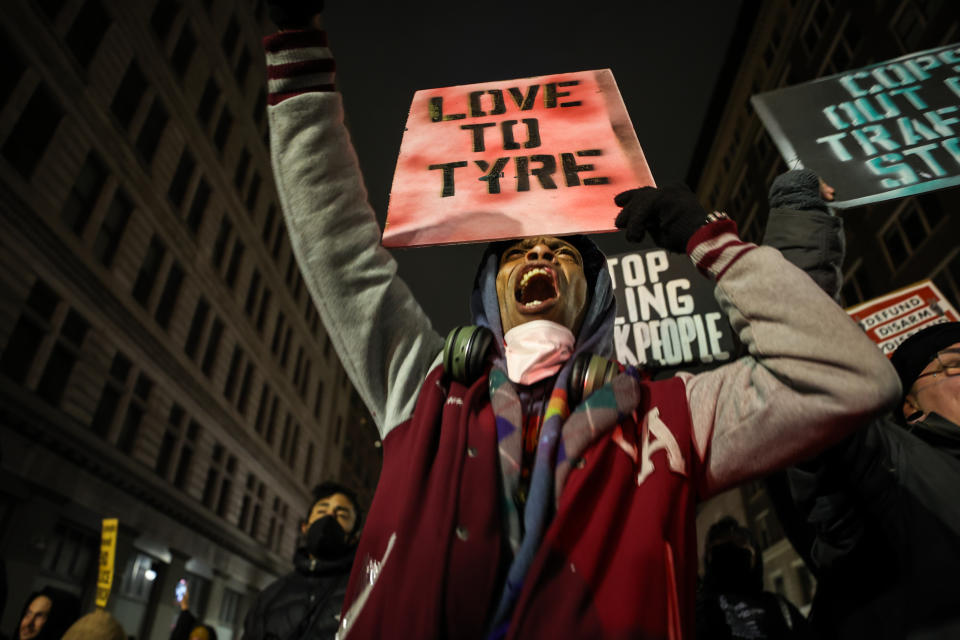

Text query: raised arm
(263, 23), (443, 438)
(614, 184), (900, 497)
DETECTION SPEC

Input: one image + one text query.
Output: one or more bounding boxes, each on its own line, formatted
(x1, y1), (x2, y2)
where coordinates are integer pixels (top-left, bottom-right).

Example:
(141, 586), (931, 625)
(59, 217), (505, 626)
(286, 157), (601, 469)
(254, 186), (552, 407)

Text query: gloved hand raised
(614, 183), (712, 254)
(266, 0), (325, 30)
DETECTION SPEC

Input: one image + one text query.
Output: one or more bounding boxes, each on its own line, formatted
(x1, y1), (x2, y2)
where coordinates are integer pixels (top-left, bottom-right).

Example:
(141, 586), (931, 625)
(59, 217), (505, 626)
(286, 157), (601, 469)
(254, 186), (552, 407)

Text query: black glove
(614, 183), (711, 253)
(266, 0), (324, 30)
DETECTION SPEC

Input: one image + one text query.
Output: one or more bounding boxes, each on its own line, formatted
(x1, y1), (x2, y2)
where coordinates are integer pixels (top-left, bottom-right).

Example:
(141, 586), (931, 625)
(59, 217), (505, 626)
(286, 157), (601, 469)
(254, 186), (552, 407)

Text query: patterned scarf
(469, 236), (626, 636)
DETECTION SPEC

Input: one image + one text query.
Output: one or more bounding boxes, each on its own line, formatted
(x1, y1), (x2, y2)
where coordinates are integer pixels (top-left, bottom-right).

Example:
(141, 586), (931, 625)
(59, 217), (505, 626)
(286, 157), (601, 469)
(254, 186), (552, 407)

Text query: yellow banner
(96, 518), (118, 608)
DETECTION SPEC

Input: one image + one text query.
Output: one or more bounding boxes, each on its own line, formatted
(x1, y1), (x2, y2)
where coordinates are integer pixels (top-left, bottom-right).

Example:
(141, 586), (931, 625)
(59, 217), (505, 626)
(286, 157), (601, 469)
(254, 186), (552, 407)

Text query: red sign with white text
(383, 69), (654, 247)
(846, 280), (959, 356)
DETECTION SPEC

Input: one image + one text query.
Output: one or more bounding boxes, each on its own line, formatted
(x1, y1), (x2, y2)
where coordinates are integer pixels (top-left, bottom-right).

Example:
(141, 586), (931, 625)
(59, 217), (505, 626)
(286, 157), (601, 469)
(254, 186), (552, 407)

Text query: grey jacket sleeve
(265, 37), (443, 439)
(678, 221), (900, 498)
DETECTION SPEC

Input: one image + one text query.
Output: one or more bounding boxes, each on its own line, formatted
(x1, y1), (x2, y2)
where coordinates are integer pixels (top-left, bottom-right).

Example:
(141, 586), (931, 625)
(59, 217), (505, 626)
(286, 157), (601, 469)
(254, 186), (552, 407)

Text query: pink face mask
(503, 320), (575, 385)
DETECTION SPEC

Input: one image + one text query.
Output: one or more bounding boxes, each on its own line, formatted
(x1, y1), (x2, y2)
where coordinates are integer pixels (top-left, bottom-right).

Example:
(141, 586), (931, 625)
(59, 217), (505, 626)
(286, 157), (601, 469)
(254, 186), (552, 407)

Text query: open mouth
(515, 265), (559, 312)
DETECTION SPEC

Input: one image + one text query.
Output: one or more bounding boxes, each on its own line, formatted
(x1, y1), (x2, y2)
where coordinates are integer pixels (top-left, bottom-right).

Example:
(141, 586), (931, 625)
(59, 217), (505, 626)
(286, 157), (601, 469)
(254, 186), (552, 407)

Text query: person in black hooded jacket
(11, 586), (80, 640)
(696, 517), (813, 640)
(242, 481), (361, 640)
(762, 169), (960, 639)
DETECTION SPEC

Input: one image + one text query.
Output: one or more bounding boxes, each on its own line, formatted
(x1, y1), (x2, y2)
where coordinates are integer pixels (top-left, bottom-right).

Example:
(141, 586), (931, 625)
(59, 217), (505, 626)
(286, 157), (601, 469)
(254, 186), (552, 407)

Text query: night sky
(317, 1), (743, 334)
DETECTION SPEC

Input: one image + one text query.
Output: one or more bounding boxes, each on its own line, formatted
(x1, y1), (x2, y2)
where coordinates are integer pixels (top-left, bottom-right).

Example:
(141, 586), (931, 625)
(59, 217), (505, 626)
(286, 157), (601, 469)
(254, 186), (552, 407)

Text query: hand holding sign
(614, 184), (711, 253)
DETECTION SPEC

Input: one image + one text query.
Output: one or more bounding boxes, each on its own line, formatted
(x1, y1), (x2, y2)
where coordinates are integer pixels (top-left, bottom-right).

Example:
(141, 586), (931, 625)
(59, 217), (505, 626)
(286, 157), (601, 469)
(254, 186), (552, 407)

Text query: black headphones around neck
(442, 325), (619, 406)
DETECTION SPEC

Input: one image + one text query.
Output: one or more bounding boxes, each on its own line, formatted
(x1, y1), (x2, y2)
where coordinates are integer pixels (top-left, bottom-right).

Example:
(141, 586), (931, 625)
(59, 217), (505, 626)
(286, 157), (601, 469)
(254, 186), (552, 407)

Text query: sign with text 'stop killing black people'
(383, 69), (655, 247)
(607, 248), (737, 371)
(752, 43), (960, 208)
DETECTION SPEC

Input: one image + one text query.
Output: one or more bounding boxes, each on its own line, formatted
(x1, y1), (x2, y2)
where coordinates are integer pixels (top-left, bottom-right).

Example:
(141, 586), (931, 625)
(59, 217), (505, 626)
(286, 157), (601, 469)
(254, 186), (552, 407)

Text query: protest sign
(607, 248), (737, 371)
(384, 69), (654, 247)
(846, 280), (959, 356)
(752, 43), (960, 208)
(96, 518), (118, 608)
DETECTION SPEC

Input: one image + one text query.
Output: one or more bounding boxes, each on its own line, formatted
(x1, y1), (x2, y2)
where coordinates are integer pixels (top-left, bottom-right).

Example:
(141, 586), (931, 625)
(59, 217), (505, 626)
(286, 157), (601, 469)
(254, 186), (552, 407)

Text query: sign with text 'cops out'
(607, 248), (738, 372)
(383, 69), (654, 247)
(752, 43), (960, 208)
(846, 280), (959, 356)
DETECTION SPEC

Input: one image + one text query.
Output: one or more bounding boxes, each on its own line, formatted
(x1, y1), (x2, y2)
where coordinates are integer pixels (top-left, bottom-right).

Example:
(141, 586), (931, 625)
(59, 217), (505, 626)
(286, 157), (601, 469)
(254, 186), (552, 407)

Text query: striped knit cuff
(263, 29), (335, 105)
(687, 218), (755, 281)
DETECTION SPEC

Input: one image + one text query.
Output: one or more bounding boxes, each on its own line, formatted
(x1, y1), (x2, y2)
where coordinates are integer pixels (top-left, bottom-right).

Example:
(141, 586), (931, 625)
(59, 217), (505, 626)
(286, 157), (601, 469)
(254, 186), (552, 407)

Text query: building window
(256, 289), (271, 332)
(117, 373), (152, 453)
(0, 36), (26, 103)
(155, 261), (184, 329)
(246, 173), (261, 214)
(224, 238), (244, 288)
(184, 297), (210, 359)
(237, 362), (254, 415)
(92, 188), (133, 267)
(118, 553), (158, 602)
(279, 413), (292, 460)
(222, 16), (239, 57)
(40, 521), (98, 588)
(288, 423), (300, 467)
(170, 24), (196, 78)
(197, 77), (220, 126)
(261, 206), (276, 243)
(891, 1), (930, 53)
(266, 496), (285, 550)
(280, 328), (292, 367)
(235, 48), (251, 87)
(271, 312), (285, 354)
(3, 85), (62, 179)
(292, 347), (304, 387)
(303, 442), (314, 485)
(223, 345), (244, 402)
(173, 420), (200, 489)
(253, 88), (267, 127)
(254, 384), (270, 434)
(265, 396), (279, 444)
(218, 455), (237, 517)
(239, 474), (265, 538)
(90, 352), (130, 438)
(150, 1), (178, 41)
(244, 269), (261, 316)
(234, 147), (250, 190)
(299, 359), (311, 398)
(931, 249), (960, 307)
(61, 151), (108, 235)
(211, 215), (233, 270)
(202, 442), (225, 508)
(879, 198), (942, 271)
(214, 107), (233, 152)
(155, 403), (182, 478)
(186, 178), (210, 233)
(32, 307), (87, 406)
(111, 60), (147, 131)
(37, 0), (67, 20)
(168, 149), (195, 209)
(219, 588), (243, 627)
(65, 0), (109, 69)
(200, 318), (224, 376)
(1, 280), (59, 384)
(132, 235), (167, 306)
(135, 99), (168, 165)
(313, 380), (324, 420)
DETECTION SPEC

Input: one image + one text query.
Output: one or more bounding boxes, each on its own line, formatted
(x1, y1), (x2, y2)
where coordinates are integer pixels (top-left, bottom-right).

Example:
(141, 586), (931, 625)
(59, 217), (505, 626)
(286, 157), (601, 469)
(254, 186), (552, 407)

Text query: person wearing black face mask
(243, 481), (361, 640)
(696, 517), (813, 640)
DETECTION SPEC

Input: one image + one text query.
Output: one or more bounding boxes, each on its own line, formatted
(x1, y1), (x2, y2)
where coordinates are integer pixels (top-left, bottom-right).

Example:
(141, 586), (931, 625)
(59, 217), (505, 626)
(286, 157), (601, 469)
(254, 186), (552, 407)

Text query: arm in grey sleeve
(267, 88), (443, 439)
(679, 223), (900, 498)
